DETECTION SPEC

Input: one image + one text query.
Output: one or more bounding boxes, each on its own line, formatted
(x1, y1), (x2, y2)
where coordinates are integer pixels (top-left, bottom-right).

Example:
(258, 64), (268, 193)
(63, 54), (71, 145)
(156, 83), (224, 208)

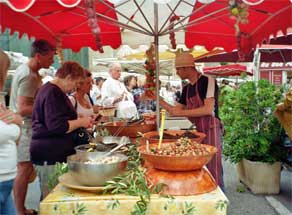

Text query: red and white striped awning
(4, 0), (81, 11)
(203, 64), (253, 76)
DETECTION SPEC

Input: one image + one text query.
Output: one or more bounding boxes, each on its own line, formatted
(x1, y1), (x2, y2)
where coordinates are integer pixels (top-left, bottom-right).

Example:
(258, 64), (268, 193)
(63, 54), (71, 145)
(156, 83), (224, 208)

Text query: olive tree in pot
(221, 80), (287, 194)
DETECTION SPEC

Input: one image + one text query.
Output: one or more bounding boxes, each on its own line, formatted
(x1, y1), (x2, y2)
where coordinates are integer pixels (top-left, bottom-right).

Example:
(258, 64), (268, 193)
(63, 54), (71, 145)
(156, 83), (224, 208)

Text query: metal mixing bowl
(75, 143), (115, 153)
(67, 152), (128, 186)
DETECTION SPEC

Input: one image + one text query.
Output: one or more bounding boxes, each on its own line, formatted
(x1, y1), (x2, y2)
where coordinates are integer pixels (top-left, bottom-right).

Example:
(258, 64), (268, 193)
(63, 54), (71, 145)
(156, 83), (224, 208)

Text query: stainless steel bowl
(67, 152), (128, 186)
(74, 143), (113, 153)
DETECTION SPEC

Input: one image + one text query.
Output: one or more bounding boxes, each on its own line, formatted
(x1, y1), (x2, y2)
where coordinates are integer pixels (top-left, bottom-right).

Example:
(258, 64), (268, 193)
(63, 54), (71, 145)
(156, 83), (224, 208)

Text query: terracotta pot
(143, 130), (206, 144)
(139, 143), (217, 171)
(102, 121), (156, 138)
(145, 164), (217, 196)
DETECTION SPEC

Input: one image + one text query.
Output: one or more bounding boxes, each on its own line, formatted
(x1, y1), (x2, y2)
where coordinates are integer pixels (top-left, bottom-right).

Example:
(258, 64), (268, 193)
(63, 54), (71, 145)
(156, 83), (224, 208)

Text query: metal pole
(252, 48), (261, 83)
(154, 2), (160, 132)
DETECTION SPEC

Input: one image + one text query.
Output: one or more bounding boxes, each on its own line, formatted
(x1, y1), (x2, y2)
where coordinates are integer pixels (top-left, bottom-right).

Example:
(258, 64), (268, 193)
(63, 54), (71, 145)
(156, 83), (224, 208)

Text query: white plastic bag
(116, 95), (138, 119)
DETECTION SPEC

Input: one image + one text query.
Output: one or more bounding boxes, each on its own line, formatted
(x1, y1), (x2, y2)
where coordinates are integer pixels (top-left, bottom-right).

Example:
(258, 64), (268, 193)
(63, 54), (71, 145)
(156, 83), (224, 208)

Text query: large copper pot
(139, 143), (217, 171)
(102, 121), (156, 138)
(143, 130), (206, 144)
(145, 164), (217, 196)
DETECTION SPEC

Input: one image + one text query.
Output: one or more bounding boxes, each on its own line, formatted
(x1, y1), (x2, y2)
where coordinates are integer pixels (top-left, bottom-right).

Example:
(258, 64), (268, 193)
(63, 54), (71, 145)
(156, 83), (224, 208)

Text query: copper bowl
(143, 130), (206, 144)
(145, 164), (217, 196)
(138, 143), (217, 171)
(102, 121), (156, 138)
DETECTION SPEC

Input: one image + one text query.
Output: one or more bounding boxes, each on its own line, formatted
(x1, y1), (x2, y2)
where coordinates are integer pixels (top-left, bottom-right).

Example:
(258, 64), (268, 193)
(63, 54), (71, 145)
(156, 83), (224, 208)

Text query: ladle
(90, 136), (129, 161)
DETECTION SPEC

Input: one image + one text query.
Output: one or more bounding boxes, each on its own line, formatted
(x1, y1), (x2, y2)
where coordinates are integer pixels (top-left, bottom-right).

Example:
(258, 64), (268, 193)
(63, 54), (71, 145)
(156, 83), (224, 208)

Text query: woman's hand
(77, 116), (93, 128)
(0, 109), (23, 125)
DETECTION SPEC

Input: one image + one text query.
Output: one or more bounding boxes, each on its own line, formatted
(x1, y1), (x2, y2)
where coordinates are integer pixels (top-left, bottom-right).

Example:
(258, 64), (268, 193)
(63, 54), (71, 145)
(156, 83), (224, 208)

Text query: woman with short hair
(30, 61), (93, 198)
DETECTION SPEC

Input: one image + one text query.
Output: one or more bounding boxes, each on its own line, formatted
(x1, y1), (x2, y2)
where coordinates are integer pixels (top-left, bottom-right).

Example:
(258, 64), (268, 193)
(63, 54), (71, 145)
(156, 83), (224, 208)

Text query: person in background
(160, 81), (175, 105)
(0, 50), (22, 215)
(174, 85), (182, 102)
(0, 50), (10, 93)
(9, 39), (55, 215)
(90, 77), (105, 106)
(158, 52), (223, 189)
(69, 70), (98, 118)
(124, 75), (139, 104)
(31, 61), (92, 198)
(124, 75), (137, 92)
(38, 68), (54, 84)
(101, 62), (133, 106)
(0, 50), (10, 106)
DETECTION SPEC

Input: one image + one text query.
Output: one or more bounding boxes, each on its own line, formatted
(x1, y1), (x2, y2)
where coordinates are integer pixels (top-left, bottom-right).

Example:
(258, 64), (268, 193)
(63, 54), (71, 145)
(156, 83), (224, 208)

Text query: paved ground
(25, 160), (292, 215)
(223, 161), (292, 215)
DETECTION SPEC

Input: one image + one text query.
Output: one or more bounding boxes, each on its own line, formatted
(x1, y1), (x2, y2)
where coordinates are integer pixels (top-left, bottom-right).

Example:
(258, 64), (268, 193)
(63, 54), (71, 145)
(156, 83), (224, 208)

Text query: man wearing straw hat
(159, 52), (223, 189)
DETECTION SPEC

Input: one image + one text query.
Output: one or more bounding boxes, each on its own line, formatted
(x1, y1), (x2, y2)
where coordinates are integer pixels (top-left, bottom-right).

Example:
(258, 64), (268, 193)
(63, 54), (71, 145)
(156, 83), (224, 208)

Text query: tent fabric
(0, 0), (121, 52)
(203, 64), (253, 76)
(185, 0), (292, 53)
(1, 0), (291, 53)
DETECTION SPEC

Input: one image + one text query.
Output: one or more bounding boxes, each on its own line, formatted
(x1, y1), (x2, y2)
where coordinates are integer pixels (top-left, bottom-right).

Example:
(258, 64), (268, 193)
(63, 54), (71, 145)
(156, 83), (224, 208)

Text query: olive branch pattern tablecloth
(40, 184), (228, 215)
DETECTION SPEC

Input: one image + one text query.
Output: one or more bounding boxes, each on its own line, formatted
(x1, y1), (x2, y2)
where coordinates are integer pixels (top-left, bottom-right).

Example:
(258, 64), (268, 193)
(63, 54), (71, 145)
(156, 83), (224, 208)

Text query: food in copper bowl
(143, 130), (206, 144)
(102, 120), (156, 138)
(139, 137), (217, 171)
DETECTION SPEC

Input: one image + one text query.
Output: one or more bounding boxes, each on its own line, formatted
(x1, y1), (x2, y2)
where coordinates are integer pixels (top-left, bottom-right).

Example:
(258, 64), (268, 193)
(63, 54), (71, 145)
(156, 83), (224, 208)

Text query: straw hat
(175, 52), (195, 68)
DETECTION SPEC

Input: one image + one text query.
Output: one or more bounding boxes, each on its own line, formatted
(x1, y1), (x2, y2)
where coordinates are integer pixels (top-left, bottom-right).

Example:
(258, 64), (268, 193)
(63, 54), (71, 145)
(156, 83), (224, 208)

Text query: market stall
(41, 126), (227, 214)
(2, 1), (291, 213)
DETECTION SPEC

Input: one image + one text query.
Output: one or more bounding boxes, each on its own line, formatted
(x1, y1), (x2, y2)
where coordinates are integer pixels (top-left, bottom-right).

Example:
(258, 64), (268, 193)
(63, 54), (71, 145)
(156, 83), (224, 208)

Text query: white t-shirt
(101, 77), (133, 106)
(0, 121), (20, 182)
(69, 94), (94, 117)
(9, 63), (42, 126)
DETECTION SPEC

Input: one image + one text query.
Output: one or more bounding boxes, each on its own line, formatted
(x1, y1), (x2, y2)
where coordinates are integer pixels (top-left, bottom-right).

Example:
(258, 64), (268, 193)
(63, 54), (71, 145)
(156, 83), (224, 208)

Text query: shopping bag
(116, 94), (138, 119)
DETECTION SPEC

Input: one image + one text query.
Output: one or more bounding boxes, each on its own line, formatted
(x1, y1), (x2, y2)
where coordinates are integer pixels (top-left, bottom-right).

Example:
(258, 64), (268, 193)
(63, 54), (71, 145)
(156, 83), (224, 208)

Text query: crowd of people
(0, 39), (230, 214)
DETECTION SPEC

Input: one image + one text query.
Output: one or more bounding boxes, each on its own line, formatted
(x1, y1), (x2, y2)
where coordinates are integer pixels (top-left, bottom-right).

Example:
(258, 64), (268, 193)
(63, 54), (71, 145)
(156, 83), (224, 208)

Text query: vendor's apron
(186, 83), (223, 188)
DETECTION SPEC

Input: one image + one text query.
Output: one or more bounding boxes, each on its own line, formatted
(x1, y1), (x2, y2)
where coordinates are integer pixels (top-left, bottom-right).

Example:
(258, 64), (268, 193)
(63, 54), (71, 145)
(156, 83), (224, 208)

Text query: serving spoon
(89, 136), (129, 161)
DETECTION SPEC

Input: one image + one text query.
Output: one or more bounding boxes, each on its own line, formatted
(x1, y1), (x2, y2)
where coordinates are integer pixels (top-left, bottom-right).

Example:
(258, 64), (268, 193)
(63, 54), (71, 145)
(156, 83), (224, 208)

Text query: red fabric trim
(6, 0), (35, 12)
(203, 64), (253, 76)
(57, 0), (82, 7)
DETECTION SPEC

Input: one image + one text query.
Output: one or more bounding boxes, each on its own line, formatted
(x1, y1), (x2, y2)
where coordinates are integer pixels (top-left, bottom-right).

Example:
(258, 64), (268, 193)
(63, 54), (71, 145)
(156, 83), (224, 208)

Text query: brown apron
(186, 82), (223, 188)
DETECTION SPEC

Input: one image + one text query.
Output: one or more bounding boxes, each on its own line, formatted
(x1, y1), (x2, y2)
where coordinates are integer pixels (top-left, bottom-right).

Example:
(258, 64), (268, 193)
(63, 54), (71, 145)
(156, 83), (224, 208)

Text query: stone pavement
(223, 161), (292, 215)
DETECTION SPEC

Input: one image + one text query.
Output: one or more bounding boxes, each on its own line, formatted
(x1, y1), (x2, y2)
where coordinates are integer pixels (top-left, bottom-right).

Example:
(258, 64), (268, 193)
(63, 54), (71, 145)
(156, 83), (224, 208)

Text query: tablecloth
(40, 184), (228, 215)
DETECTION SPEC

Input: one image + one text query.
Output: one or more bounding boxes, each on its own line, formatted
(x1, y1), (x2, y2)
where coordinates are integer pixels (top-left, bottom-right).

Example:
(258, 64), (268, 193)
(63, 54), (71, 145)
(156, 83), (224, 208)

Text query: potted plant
(221, 79), (287, 194)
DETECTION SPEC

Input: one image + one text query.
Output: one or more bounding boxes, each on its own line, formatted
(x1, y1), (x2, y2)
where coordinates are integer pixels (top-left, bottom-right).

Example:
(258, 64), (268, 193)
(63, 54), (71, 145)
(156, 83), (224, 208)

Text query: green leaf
(221, 80), (286, 163)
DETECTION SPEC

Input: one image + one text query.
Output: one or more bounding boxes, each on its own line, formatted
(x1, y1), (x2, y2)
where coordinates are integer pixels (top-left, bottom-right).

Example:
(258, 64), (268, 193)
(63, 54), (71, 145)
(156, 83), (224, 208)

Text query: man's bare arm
(17, 96), (34, 116)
